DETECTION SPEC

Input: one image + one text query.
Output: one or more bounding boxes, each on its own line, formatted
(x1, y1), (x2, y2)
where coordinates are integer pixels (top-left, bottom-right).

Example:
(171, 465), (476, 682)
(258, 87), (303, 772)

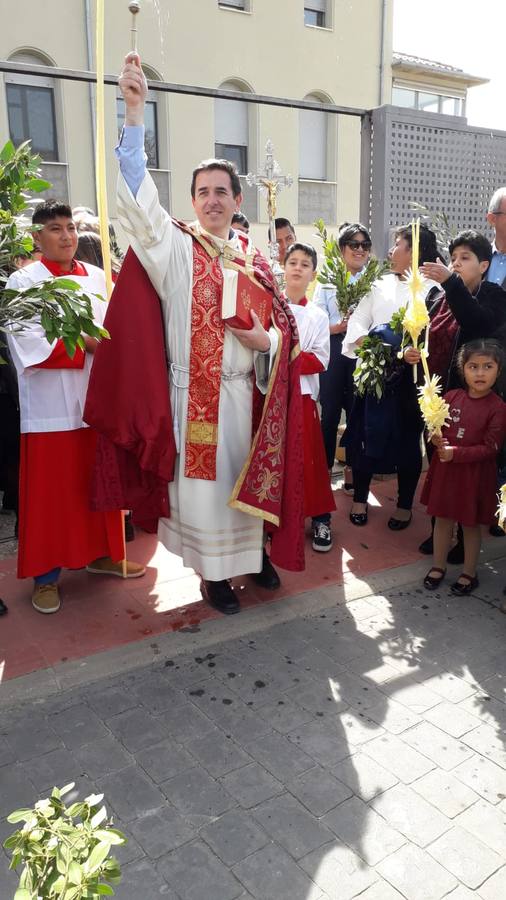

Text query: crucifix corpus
(246, 140), (293, 285)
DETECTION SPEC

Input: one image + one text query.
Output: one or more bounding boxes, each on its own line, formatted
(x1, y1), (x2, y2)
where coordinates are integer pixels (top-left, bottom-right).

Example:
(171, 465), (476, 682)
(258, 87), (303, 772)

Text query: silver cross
(246, 140), (293, 281)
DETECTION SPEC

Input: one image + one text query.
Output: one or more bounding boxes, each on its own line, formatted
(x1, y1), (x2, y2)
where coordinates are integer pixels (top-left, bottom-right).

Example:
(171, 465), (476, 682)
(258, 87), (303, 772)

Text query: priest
(85, 53), (305, 616)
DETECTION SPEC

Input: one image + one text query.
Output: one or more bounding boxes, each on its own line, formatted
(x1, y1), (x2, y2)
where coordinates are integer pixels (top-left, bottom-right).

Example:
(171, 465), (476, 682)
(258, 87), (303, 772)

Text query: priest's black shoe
(0, 599), (8, 616)
(200, 579), (240, 615)
(250, 549), (281, 590)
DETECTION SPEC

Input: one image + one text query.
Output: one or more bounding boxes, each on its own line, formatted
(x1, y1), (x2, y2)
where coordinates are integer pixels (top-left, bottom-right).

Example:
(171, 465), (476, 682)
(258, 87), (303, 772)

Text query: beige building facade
(0, 0), (395, 252)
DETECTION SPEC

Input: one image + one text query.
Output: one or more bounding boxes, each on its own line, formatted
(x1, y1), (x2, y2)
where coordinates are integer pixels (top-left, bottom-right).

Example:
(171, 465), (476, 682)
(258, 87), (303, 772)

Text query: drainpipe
(84, 0), (96, 179)
(378, 0), (387, 105)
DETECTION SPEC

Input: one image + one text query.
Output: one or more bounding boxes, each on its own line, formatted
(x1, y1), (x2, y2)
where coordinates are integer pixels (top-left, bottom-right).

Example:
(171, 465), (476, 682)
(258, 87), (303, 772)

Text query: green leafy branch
(0, 139), (110, 361)
(4, 782), (126, 899)
(314, 219), (391, 317)
(353, 335), (392, 400)
(1, 279), (109, 359)
(407, 200), (456, 258)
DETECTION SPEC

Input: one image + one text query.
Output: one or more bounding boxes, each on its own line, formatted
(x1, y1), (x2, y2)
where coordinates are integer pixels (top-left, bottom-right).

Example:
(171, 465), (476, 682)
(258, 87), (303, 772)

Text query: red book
(222, 270), (273, 331)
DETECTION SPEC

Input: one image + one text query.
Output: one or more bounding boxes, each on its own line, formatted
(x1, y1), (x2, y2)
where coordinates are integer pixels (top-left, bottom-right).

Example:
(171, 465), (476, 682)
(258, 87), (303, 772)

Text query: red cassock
(299, 351), (336, 519)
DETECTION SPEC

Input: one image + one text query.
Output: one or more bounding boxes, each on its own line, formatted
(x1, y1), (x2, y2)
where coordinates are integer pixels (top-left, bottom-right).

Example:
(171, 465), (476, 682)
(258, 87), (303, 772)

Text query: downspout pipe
(379, 0), (387, 105)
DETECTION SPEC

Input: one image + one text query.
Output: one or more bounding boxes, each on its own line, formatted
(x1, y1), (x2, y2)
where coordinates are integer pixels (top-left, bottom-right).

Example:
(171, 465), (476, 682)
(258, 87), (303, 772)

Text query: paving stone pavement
(2, 568), (506, 899)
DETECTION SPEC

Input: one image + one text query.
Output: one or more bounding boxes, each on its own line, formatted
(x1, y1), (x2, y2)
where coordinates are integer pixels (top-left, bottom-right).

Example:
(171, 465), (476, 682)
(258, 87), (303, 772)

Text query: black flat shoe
(451, 573), (479, 596)
(423, 567), (446, 590)
(200, 579), (240, 615)
(250, 549), (281, 590)
(489, 524), (505, 537)
(349, 504), (368, 527)
(0, 599), (7, 616)
(388, 512), (412, 531)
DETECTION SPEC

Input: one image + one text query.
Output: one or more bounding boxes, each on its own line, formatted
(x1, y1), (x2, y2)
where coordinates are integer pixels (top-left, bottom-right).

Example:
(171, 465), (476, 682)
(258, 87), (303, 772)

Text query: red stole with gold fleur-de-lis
(184, 239), (225, 480)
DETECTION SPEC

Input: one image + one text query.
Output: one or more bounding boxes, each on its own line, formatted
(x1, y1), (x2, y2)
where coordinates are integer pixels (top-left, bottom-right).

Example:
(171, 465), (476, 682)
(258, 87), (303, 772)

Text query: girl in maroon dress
(422, 340), (506, 595)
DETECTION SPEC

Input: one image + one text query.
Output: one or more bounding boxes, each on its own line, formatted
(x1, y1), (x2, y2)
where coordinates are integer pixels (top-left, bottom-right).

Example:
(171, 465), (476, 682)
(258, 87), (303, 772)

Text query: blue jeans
(34, 567), (61, 586)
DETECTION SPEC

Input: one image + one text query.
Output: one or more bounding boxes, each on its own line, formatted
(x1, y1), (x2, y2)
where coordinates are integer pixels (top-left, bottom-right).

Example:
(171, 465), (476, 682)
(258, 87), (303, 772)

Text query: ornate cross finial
(246, 140), (293, 283)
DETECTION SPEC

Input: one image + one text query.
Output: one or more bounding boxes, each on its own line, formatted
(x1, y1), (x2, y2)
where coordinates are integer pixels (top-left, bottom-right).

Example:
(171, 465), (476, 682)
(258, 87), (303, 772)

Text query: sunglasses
(344, 240), (372, 251)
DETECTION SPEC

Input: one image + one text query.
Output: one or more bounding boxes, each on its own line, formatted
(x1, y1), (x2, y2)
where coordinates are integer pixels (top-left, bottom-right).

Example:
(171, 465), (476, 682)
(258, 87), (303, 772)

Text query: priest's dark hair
(191, 159), (242, 199)
(394, 223), (439, 263)
(338, 222), (371, 249)
(284, 241), (317, 271)
(449, 230), (493, 267)
(32, 199), (73, 226)
(274, 217), (295, 233)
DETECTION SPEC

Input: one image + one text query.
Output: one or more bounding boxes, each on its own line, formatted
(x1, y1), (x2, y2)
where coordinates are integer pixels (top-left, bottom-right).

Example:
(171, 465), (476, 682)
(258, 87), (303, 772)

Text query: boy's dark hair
(449, 230), (493, 266)
(395, 223), (439, 263)
(190, 159), (242, 199)
(231, 212), (250, 230)
(275, 217), (295, 233)
(32, 199), (73, 226)
(457, 339), (504, 378)
(284, 241), (317, 270)
(338, 222), (371, 250)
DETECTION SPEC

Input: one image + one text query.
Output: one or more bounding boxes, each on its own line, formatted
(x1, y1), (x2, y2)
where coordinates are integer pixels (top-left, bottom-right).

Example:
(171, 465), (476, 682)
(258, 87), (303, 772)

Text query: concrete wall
(0, 0), (393, 257)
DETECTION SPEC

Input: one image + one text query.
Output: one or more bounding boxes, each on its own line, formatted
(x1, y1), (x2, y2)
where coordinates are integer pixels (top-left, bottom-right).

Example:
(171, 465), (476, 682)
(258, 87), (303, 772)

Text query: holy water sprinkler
(128, 0), (141, 52)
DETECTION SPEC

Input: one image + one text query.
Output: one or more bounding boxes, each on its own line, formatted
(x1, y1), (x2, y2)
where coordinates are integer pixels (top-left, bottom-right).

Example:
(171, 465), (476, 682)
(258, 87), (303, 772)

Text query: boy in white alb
(6, 200), (144, 614)
(283, 243), (335, 551)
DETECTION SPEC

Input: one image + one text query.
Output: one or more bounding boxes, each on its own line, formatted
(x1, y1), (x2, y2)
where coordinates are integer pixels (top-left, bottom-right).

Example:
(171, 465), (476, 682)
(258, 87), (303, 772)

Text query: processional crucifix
(246, 140), (293, 286)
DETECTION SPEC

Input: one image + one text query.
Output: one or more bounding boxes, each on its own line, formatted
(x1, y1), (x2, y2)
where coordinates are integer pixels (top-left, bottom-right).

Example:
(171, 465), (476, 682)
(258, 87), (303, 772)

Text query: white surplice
(6, 261), (107, 433)
(117, 172), (279, 580)
(342, 273), (440, 359)
(288, 302), (330, 397)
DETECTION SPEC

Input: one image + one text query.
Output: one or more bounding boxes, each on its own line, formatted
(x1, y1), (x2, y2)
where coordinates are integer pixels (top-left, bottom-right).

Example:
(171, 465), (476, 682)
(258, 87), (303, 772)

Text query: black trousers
(352, 460), (422, 510)
(319, 334), (356, 469)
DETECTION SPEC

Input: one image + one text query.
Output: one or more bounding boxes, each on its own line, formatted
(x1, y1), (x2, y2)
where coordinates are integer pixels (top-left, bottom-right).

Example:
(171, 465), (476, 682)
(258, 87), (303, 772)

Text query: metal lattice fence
(362, 105), (506, 256)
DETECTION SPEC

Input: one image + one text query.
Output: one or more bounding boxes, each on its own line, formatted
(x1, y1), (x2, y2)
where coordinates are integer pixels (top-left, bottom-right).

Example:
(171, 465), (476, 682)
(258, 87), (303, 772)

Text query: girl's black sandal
(451, 573), (479, 596)
(423, 567), (446, 590)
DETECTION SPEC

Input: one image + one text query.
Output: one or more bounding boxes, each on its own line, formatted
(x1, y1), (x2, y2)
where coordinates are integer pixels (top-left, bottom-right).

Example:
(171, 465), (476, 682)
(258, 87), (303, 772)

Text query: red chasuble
(85, 234), (306, 572)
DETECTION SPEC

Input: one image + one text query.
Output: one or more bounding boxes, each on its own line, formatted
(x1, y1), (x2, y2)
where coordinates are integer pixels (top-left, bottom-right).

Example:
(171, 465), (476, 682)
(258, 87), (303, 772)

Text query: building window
(218, 0), (247, 9)
(299, 98), (327, 180)
(215, 143), (247, 174)
(304, 2), (326, 27)
(392, 85), (463, 117)
(117, 97), (159, 169)
(215, 81), (249, 175)
(6, 82), (58, 161)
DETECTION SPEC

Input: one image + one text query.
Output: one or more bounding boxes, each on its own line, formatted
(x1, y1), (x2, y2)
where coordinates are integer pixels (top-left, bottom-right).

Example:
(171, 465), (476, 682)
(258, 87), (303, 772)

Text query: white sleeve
(116, 170), (189, 299)
(311, 309), (331, 371)
(5, 269), (55, 371)
(342, 290), (375, 359)
(254, 327), (279, 394)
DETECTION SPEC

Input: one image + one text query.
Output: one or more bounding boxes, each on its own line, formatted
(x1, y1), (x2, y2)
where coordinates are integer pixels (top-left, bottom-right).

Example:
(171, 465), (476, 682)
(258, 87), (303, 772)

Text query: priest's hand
(227, 310), (271, 352)
(119, 52), (148, 126)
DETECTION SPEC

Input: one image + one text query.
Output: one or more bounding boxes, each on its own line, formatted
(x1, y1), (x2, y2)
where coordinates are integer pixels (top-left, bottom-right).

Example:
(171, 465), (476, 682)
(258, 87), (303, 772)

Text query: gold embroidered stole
(184, 239), (225, 480)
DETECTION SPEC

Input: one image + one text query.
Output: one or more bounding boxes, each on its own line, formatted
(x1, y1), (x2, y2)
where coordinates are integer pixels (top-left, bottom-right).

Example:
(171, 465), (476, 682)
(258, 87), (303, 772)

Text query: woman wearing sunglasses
(315, 223), (372, 491)
(342, 224), (442, 530)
